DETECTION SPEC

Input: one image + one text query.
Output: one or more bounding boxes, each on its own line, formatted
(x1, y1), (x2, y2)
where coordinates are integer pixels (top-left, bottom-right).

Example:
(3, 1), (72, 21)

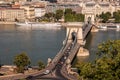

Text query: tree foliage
(38, 60), (45, 70)
(55, 9), (63, 21)
(44, 12), (55, 22)
(113, 10), (120, 23)
(76, 40), (120, 80)
(99, 12), (111, 23)
(64, 8), (84, 22)
(42, 9), (84, 22)
(13, 52), (31, 73)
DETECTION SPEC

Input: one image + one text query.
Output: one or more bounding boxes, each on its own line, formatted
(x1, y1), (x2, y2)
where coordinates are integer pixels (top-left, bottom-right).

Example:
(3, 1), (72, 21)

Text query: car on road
(43, 70), (50, 75)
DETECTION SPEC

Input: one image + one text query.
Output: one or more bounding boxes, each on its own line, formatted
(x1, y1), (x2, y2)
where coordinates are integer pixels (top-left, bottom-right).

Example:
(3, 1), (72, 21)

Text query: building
(46, 3), (82, 13)
(81, 1), (117, 23)
(20, 4), (35, 21)
(0, 8), (25, 21)
(82, 2), (115, 17)
(34, 7), (45, 18)
(31, 1), (46, 18)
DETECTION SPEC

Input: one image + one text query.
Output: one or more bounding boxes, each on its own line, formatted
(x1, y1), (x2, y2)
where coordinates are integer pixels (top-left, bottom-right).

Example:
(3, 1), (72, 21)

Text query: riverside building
(0, 8), (25, 21)
(46, 3), (82, 13)
(20, 4), (35, 21)
(82, 1), (115, 15)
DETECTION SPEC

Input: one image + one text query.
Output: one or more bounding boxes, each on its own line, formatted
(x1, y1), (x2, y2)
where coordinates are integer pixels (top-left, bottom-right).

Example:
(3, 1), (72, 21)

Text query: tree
(76, 13), (84, 22)
(38, 60), (45, 70)
(64, 8), (84, 22)
(65, 8), (73, 15)
(113, 11), (120, 23)
(76, 40), (120, 80)
(44, 12), (55, 22)
(55, 9), (63, 21)
(13, 52), (31, 73)
(99, 12), (111, 23)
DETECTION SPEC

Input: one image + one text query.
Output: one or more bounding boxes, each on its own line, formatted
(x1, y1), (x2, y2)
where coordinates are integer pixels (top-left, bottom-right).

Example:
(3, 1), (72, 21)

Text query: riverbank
(0, 65), (39, 80)
(0, 22), (15, 24)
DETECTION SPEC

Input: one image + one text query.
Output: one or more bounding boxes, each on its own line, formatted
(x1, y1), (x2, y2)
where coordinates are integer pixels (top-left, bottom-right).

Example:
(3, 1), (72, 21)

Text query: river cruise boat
(15, 22), (62, 29)
(98, 25), (107, 29)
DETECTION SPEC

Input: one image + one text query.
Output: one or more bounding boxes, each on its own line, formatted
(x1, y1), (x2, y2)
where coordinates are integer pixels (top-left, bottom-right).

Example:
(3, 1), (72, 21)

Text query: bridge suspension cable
(62, 28), (71, 51)
(71, 28), (79, 49)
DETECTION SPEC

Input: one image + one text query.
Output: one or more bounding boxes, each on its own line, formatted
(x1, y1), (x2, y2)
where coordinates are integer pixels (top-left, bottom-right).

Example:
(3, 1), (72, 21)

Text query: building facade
(20, 5), (35, 20)
(34, 7), (45, 18)
(82, 1), (115, 15)
(46, 3), (82, 13)
(81, 1), (116, 23)
(0, 8), (25, 21)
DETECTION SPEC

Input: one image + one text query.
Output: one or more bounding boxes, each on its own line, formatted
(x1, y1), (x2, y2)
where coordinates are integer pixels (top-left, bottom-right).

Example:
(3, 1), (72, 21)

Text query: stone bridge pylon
(64, 22), (89, 57)
(65, 22), (85, 45)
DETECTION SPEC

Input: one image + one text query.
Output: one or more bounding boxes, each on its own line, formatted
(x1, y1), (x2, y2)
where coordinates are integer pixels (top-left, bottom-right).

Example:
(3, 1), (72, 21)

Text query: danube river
(75, 28), (120, 64)
(0, 24), (120, 66)
(0, 24), (66, 65)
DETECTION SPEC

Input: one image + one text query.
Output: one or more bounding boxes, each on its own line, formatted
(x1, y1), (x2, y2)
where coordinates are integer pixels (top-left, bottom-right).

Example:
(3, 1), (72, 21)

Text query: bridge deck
(61, 43), (80, 80)
(83, 24), (92, 40)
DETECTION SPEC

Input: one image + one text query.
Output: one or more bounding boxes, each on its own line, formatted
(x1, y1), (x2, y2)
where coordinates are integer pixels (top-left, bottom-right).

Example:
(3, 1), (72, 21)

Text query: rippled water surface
(0, 24), (120, 66)
(0, 24), (66, 65)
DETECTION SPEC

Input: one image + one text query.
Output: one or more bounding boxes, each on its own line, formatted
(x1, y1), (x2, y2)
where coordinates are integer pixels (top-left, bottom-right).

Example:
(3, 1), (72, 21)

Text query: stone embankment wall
(0, 22), (15, 24)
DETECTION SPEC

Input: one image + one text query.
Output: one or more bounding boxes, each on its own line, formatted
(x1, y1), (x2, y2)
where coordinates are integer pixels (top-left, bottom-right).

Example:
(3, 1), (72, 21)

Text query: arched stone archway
(84, 13), (95, 24)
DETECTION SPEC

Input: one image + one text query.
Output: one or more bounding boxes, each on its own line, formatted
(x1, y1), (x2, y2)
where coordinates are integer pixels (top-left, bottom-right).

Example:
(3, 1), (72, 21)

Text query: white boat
(15, 22), (62, 29)
(116, 25), (120, 29)
(98, 25), (107, 29)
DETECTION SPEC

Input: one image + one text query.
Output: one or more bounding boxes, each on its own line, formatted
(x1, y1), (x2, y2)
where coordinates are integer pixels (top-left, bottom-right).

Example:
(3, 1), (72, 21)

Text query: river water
(0, 24), (119, 66)
(0, 24), (66, 66)
(76, 29), (120, 64)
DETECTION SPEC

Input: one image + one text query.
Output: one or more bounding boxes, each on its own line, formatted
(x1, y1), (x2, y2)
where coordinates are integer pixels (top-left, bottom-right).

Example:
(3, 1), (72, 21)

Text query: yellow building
(0, 8), (25, 22)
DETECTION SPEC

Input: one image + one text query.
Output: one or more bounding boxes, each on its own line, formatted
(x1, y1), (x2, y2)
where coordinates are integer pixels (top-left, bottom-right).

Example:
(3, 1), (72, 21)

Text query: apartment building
(31, 1), (46, 18)
(0, 8), (25, 21)
(34, 7), (45, 18)
(20, 4), (35, 20)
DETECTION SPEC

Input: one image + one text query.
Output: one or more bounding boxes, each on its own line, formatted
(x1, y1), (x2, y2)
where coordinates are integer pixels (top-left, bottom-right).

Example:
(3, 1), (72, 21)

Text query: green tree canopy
(99, 12), (111, 23)
(65, 8), (73, 15)
(44, 12), (55, 22)
(38, 60), (45, 70)
(64, 8), (84, 22)
(113, 10), (120, 23)
(13, 52), (31, 73)
(55, 9), (63, 21)
(76, 40), (120, 80)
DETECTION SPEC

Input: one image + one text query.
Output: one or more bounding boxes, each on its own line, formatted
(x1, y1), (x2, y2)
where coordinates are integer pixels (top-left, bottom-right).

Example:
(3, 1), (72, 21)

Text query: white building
(82, 1), (115, 16)
(34, 7), (45, 17)
(81, 1), (116, 23)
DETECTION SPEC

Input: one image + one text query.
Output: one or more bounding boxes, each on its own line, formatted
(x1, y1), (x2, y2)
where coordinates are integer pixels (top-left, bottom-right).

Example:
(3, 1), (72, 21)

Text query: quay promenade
(0, 22), (15, 24)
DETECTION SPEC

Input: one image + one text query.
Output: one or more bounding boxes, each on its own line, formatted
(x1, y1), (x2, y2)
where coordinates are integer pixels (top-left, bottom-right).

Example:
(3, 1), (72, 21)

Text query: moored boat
(15, 22), (62, 29)
(98, 25), (107, 29)
(116, 25), (120, 29)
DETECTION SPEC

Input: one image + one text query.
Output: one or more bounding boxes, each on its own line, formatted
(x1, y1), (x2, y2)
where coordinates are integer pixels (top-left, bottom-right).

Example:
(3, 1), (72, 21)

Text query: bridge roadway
(83, 24), (92, 40)
(0, 24), (92, 80)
